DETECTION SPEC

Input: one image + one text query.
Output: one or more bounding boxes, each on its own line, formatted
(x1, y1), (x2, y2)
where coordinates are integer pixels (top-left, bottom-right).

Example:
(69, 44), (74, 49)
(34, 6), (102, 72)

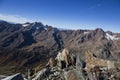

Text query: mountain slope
(0, 20), (120, 74)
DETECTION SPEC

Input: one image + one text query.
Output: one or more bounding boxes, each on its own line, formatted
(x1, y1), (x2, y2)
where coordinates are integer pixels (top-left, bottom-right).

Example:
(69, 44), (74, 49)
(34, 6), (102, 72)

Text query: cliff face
(0, 20), (120, 74)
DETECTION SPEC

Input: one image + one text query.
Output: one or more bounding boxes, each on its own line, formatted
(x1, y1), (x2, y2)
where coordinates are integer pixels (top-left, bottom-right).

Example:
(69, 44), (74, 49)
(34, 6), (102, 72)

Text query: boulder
(64, 69), (86, 80)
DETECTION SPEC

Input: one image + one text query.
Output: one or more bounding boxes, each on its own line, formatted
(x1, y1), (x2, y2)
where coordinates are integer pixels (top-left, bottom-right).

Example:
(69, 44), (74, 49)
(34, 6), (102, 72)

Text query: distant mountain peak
(95, 28), (104, 32)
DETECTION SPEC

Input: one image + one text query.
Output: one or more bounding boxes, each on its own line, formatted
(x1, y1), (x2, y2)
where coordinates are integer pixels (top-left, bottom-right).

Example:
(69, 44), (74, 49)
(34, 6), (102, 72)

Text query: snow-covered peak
(31, 22), (48, 31)
(105, 33), (119, 40)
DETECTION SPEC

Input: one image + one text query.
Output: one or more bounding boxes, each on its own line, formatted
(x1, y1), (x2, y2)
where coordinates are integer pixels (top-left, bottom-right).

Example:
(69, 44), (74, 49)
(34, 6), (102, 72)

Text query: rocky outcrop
(55, 48), (76, 69)
(1, 73), (24, 80)
(47, 56), (57, 68)
(85, 50), (120, 72)
(32, 67), (86, 80)
(30, 49), (86, 80)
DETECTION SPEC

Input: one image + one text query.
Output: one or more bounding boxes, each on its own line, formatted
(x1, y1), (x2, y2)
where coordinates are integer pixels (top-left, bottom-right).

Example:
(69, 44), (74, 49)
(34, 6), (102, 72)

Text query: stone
(2, 73), (24, 80)
(64, 70), (86, 80)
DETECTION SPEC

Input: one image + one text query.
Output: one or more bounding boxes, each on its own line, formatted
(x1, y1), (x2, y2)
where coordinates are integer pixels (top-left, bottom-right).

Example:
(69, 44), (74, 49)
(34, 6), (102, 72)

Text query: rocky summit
(0, 20), (120, 80)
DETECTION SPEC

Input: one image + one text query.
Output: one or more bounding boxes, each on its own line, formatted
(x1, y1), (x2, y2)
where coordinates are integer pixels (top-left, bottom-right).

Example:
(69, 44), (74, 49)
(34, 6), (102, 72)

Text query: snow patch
(105, 33), (119, 40)
(32, 22), (47, 31)
(36, 27), (39, 30)
(84, 31), (90, 34)
(31, 22), (39, 30)
(22, 23), (30, 27)
(44, 27), (47, 30)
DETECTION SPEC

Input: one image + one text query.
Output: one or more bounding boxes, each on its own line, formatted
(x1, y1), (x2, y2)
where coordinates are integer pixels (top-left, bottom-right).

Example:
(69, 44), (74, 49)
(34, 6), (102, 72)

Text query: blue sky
(0, 0), (120, 32)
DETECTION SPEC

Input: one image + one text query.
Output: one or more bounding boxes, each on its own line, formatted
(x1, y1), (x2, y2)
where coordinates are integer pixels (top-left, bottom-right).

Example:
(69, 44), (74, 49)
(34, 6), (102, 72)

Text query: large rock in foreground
(2, 73), (24, 80)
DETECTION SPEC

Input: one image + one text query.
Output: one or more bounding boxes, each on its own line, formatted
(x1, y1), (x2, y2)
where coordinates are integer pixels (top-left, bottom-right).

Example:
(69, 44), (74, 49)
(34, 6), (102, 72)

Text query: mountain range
(0, 20), (120, 74)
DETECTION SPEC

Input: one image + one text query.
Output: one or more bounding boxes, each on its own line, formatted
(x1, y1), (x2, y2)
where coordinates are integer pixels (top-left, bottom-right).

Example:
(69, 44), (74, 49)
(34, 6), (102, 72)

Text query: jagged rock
(32, 68), (50, 80)
(64, 69), (86, 80)
(56, 48), (76, 69)
(47, 56), (57, 68)
(2, 73), (24, 80)
(76, 55), (86, 69)
(85, 50), (117, 71)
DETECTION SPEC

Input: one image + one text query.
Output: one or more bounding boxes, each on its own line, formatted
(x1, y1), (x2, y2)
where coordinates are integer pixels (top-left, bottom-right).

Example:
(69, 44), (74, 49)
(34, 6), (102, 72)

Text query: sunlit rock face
(85, 50), (117, 71)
